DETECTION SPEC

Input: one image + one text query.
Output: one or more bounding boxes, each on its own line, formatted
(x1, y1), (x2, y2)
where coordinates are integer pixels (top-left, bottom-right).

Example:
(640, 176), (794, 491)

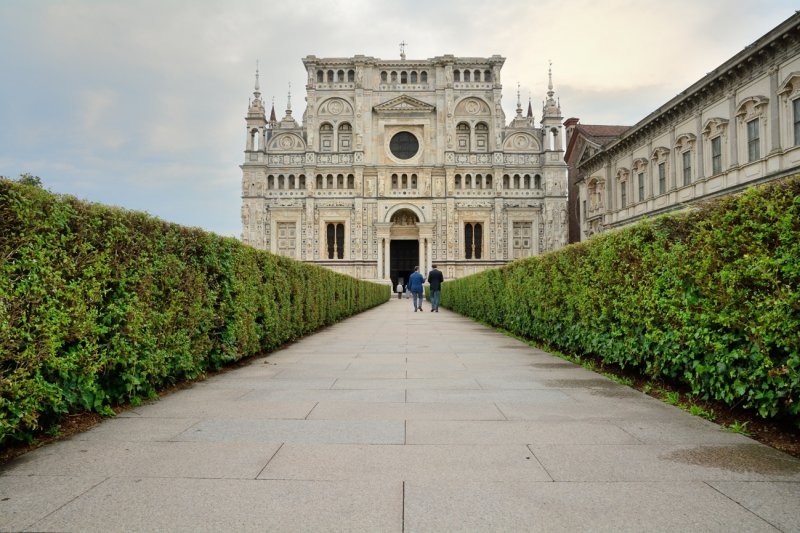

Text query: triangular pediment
(374, 95), (436, 113)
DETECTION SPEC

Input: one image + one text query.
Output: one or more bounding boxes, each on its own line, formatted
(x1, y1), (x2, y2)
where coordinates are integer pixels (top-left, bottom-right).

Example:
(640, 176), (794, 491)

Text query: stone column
(384, 239), (391, 280)
(418, 239), (425, 274)
(426, 238), (433, 273)
(770, 67), (781, 153)
(377, 238), (383, 280)
(729, 92), (739, 167)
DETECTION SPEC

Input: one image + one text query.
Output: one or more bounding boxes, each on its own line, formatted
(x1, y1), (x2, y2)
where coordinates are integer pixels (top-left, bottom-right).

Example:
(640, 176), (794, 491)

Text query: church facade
(241, 54), (567, 286)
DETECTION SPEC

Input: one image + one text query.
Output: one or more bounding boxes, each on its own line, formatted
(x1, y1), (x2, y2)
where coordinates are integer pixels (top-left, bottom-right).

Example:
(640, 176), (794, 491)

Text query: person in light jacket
(408, 266), (425, 312)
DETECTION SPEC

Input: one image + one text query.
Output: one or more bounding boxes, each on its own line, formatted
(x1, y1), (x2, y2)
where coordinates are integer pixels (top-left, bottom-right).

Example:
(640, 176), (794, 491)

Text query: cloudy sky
(1, 1), (796, 237)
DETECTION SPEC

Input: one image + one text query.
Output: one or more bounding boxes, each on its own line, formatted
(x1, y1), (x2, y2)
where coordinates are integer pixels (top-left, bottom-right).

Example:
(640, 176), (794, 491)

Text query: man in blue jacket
(408, 266), (426, 312)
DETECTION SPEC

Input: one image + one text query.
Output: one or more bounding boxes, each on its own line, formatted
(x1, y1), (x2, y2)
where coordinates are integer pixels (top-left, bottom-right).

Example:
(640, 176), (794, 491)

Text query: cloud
(1, 0), (797, 238)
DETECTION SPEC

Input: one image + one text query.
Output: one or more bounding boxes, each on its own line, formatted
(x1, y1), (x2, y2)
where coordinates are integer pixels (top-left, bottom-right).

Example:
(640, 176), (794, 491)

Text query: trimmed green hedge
(442, 177), (800, 425)
(0, 180), (389, 445)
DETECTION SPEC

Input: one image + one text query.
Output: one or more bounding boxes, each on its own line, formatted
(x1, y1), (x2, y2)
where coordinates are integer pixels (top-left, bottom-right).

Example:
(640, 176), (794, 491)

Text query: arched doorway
(389, 209), (419, 290)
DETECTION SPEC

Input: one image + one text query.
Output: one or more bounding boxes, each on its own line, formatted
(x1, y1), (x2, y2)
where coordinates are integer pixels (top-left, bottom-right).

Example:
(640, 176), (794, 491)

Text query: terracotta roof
(577, 124), (629, 145)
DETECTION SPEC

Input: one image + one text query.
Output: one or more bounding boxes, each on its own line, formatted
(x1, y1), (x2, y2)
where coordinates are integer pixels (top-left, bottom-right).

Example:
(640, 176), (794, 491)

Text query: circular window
(389, 131), (419, 160)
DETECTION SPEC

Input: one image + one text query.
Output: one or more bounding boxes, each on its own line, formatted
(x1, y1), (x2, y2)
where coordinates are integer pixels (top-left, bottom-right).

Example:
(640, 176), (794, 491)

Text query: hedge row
(0, 180), (389, 445)
(441, 177), (800, 425)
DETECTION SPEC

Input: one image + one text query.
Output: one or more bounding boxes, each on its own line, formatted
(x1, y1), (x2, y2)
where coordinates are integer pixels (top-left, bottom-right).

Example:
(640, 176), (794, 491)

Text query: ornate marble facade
(576, 12), (800, 240)
(241, 54), (567, 284)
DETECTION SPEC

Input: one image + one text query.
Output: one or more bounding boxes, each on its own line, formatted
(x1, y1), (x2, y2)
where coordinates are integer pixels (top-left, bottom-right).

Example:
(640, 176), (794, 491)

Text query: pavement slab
(404, 480), (780, 532)
(2, 299), (798, 531)
(28, 478), (402, 533)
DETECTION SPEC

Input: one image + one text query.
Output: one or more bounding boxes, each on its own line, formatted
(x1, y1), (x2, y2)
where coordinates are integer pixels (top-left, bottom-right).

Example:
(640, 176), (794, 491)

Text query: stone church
(241, 53), (567, 286)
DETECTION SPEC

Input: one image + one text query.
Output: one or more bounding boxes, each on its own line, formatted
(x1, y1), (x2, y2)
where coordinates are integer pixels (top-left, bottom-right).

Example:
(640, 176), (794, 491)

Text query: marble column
(384, 239), (391, 280)
(426, 238), (433, 273)
(377, 238), (383, 280)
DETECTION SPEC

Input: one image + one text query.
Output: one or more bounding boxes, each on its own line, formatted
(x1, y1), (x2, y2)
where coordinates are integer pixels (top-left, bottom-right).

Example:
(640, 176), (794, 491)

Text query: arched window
(289, 175), (296, 189)
(381, 71), (387, 82)
(391, 71), (397, 83)
(401, 71), (408, 84)
(337, 174), (344, 189)
(503, 174), (510, 188)
(466, 174), (473, 189)
(484, 70), (492, 82)
(326, 174), (334, 189)
(455, 174), (462, 189)
(327, 70), (334, 83)
(337, 70), (344, 82)
(338, 122), (352, 152)
(456, 122), (470, 152)
(268, 175), (275, 190)
(319, 123), (333, 152)
(465, 222), (482, 259)
(326, 223), (345, 259)
(401, 174), (408, 188)
(392, 174), (398, 189)
(317, 70), (324, 83)
(411, 174), (417, 188)
(463, 70), (470, 82)
(316, 174), (323, 189)
(486, 174), (493, 189)
(514, 174), (521, 189)
(299, 175), (306, 189)
(524, 174), (531, 189)
(278, 175), (285, 190)
(410, 71), (418, 83)
(475, 122), (489, 152)
(534, 174), (542, 189)
(474, 70), (480, 82)
(420, 71), (428, 83)
(347, 174), (354, 189)
(347, 69), (355, 82)
(454, 70), (461, 82)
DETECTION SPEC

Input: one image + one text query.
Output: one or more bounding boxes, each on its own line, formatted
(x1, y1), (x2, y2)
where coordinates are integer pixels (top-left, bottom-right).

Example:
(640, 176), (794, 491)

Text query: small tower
(279, 83), (299, 129)
(245, 65), (267, 153)
(541, 61), (563, 151)
(269, 97), (277, 129)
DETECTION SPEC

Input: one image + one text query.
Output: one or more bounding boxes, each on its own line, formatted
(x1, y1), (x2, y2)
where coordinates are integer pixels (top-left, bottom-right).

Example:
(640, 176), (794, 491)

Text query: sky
(0, 1), (797, 237)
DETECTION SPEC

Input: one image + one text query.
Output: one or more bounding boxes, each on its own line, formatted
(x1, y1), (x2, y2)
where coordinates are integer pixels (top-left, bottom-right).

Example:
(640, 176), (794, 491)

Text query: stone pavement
(2, 298), (800, 532)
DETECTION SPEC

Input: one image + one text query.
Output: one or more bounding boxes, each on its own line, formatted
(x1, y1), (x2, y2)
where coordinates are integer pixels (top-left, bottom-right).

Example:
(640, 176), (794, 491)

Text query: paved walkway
(2, 299), (799, 532)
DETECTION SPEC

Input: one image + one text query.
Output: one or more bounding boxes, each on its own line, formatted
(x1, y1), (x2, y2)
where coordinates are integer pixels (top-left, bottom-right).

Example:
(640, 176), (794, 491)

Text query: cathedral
(241, 53), (568, 286)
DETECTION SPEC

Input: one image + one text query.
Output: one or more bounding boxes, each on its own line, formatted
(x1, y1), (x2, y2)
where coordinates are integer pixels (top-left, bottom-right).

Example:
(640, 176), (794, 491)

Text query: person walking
(427, 264), (444, 312)
(408, 266), (425, 312)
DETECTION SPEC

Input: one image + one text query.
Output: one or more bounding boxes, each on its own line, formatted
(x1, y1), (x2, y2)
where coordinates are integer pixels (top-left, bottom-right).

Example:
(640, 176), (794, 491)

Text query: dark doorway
(390, 240), (418, 291)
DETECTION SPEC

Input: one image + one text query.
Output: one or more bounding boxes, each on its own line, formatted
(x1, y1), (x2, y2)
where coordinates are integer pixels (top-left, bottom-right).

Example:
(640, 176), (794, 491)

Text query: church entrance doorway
(390, 240), (419, 291)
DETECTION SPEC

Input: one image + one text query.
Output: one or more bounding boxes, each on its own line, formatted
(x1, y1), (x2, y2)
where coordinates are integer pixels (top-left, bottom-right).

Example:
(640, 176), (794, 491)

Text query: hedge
(0, 180), (389, 445)
(441, 177), (800, 425)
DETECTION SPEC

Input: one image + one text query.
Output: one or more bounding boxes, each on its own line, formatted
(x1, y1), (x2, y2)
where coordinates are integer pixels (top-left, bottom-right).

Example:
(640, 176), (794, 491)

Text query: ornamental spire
(515, 82), (523, 117)
(547, 60), (554, 99)
(254, 60), (261, 98)
(286, 82), (292, 116)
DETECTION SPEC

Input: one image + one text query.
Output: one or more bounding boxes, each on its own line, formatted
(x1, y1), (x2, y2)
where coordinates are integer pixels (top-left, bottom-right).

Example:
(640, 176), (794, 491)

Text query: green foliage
(441, 177), (800, 426)
(723, 420), (752, 436)
(0, 179), (389, 445)
(689, 405), (715, 421)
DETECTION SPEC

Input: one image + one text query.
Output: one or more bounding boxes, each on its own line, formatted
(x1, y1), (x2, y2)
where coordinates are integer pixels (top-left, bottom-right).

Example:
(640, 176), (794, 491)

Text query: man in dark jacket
(427, 264), (444, 312)
(408, 266), (426, 312)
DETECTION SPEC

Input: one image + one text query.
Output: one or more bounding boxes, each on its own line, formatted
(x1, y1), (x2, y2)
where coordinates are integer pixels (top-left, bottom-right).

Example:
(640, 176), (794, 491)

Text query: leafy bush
(441, 177), (800, 425)
(0, 180), (388, 445)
